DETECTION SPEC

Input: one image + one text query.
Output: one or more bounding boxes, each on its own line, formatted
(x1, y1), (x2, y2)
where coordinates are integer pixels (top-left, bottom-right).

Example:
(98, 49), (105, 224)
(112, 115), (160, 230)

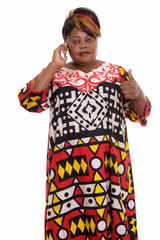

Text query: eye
(86, 38), (94, 42)
(72, 40), (79, 44)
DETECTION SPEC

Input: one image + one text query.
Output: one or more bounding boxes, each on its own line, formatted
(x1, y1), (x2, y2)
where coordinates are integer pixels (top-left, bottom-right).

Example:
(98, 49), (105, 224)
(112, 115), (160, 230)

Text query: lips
(79, 52), (90, 56)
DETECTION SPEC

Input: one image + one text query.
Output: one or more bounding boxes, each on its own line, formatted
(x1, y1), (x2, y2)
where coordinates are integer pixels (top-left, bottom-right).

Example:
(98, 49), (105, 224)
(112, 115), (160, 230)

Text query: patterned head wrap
(62, 8), (101, 41)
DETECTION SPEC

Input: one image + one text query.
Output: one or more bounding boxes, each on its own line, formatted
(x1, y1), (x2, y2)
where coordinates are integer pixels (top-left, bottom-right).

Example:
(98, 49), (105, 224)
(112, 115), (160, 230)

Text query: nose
(79, 40), (87, 49)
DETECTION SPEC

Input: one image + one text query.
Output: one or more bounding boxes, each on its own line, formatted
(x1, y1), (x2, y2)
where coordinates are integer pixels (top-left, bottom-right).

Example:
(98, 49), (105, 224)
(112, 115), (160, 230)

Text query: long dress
(18, 62), (151, 240)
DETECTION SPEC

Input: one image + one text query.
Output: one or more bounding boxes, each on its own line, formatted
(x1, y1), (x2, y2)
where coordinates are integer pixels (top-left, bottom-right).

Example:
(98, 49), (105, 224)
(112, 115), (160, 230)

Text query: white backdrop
(0, 0), (159, 239)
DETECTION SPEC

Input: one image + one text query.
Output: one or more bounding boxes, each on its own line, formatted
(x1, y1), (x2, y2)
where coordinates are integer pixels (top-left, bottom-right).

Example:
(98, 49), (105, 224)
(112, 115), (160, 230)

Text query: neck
(71, 59), (98, 72)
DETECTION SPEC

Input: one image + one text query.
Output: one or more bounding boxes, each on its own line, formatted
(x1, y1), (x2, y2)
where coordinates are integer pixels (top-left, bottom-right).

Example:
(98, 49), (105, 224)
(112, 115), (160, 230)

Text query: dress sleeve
(123, 97), (151, 126)
(18, 77), (51, 113)
(119, 66), (152, 127)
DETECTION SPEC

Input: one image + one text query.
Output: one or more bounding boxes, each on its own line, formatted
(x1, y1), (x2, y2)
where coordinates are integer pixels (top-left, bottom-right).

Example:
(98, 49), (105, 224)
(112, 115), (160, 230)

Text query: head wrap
(62, 8), (101, 41)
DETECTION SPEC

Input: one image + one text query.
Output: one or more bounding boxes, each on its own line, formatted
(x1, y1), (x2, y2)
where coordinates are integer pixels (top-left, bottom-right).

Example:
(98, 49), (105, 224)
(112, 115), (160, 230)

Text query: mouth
(79, 52), (90, 57)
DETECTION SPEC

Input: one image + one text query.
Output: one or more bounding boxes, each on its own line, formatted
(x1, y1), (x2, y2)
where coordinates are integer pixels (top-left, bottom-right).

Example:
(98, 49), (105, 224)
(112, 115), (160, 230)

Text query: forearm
(132, 88), (147, 118)
(32, 61), (60, 92)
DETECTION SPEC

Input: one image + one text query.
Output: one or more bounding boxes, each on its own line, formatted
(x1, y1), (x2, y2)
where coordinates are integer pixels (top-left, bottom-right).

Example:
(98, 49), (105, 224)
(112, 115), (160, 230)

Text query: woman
(18, 7), (151, 240)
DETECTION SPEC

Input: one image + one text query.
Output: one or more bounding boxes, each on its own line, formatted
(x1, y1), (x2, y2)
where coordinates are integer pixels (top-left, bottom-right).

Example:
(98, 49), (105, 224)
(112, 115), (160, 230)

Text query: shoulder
(101, 62), (129, 83)
(108, 63), (128, 76)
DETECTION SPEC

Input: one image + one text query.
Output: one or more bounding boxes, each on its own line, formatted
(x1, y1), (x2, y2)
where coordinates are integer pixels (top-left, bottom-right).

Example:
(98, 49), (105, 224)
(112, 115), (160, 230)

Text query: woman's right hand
(52, 43), (69, 69)
(32, 43), (69, 92)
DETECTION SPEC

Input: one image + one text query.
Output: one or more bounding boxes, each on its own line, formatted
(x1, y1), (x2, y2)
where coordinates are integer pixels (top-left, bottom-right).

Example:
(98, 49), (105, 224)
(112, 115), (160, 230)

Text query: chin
(77, 56), (95, 64)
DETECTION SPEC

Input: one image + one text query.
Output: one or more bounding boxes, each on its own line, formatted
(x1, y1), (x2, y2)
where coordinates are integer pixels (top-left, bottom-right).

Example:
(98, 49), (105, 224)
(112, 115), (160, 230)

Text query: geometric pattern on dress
(45, 138), (137, 239)
(17, 63), (151, 240)
(67, 90), (108, 131)
(49, 82), (126, 149)
(69, 215), (96, 238)
(46, 173), (111, 220)
(18, 78), (51, 113)
(128, 214), (138, 238)
(57, 155), (89, 181)
(50, 134), (126, 160)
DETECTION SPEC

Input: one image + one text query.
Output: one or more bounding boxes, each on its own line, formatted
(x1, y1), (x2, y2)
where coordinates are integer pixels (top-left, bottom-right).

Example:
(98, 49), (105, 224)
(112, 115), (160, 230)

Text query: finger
(121, 81), (130, 86)
(121, 88), (130, 96)
(121, 81), (130, 91)
(128, 69), (132, 75)
(61, 49), (68, 55)
(123, 94), (131, 100)
(64, 55), (68, 61)
(56, 46), (68, 58)
(128, 69), (134, 81)
(61, 43), (69, 51)
(58, 44), (69, 51)
(122, 89), (132, 95)
(122, 88), (133, 98)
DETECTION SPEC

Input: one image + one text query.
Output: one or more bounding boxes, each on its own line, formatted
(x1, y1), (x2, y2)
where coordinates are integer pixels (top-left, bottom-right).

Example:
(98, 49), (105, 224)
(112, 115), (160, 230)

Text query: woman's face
(66, 27), (98, 66)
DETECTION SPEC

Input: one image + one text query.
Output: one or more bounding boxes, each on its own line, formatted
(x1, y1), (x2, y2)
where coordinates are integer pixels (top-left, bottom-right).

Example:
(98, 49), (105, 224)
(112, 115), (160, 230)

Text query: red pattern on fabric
(54, 63), (122, 93)
(18, 62), (151, 240)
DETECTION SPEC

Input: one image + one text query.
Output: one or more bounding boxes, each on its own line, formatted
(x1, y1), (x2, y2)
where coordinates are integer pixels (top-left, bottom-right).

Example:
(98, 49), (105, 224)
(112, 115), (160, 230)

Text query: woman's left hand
(121, 69), (141, 100)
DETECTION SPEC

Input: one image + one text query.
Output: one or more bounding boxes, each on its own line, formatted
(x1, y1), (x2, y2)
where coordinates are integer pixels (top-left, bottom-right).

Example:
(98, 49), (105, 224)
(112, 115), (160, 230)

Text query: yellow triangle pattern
(53, 204), (61, 215)
(107, 212), (112, 229)
(119, 212), (125, 222)
(115, 141), (119, 147)
(97, 208), (105, 218)
(100, 236), (106, 240)
(54, 146), (60, 152)
(121, 151), (127, 161)
(94, 184), (104, 194)
(95, 195), (105, 206)
(53, 194), (60, 204)
(89, 144), (99, 153)
(92, 171), (106, 208)
(78, 139), (84, 145)
(105, 154), (118, 174)
(50, 183), (57, 192)
(46, 232), (53, 240)
(54, 217), (63, 226)
(18, 89), (21, 95)
(103, 136), (108, 141)
(93, 172), (102, 181)
(22, 96), (41, 109)
(125, 140), (129, 151)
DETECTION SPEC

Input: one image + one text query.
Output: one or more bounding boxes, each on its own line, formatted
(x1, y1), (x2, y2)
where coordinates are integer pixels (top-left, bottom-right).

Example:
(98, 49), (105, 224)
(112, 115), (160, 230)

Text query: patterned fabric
(18, 62), (151, 240)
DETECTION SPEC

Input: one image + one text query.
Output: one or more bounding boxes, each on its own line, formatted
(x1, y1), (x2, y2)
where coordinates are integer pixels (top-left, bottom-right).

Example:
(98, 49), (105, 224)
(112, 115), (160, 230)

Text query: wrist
(50, 60), (62, 72)
(138, 88), (144, 100)
(134, 87), (147, 104)
(50, 61), (61, 72)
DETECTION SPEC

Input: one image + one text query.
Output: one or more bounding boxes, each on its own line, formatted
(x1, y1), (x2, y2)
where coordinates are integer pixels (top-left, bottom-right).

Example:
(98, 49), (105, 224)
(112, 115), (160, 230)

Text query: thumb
(128, 69), (134, 81)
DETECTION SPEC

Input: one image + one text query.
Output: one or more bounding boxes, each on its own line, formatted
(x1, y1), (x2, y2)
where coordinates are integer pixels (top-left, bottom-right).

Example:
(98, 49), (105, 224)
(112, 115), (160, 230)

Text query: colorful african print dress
(18, 62), (151, 240)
